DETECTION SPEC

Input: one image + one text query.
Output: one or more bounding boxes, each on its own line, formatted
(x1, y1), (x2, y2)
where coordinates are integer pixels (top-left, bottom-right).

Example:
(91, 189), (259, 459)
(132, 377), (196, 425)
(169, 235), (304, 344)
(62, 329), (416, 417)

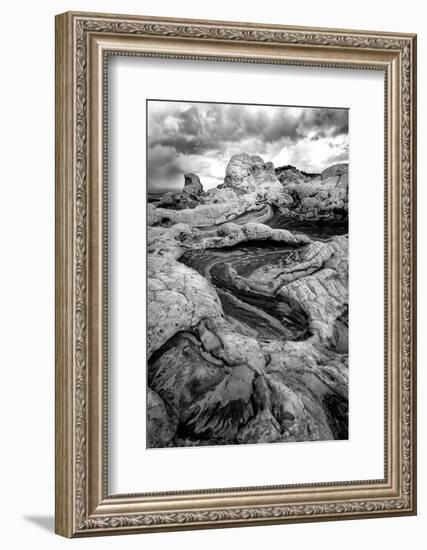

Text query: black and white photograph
(146, 100), (349, 448)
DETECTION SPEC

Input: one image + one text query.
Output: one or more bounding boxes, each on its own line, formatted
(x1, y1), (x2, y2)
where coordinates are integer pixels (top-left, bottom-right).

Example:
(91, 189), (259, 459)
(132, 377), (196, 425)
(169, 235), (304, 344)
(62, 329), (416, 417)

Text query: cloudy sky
(147, 100), (349, 193)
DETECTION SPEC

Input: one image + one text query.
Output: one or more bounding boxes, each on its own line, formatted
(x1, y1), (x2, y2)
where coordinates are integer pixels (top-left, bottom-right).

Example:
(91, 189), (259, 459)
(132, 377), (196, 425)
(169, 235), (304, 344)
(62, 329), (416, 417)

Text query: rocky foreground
(147, 153), (349, 447)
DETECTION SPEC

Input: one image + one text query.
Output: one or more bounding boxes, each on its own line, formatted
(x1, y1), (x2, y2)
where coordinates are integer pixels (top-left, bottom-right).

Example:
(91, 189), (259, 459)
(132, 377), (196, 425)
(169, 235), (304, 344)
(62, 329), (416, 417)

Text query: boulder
(321, 163), (348, 181)
(321, 163), (349, 189)
(203, 187), (239, 204)
(147, 255), (223, 355)
(183, 173), (204, 198)
(276, 165), (319, 185)
(158, 173), (205, 210)
(221, 153), (282, 193)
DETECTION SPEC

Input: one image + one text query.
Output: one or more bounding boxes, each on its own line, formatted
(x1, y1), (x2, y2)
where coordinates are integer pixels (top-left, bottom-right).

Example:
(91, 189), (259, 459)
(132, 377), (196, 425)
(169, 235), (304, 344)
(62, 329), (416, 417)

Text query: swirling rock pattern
(147, 155), (349, 447)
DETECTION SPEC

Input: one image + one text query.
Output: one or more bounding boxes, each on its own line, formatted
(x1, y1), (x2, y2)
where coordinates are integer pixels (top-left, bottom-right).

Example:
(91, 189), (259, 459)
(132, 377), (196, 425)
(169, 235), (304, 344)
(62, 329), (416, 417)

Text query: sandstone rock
(274, 162), (349, 222)
(321, 163), (348, 191)
(147, 255), (223, 355)
(198, 222), (311, 251)
(146, 154), (349, 447)
(276, 236), (348, 346)
(203, 187), (239, 204)
(276, 165), (319, 185)
(149, 331), (256, 443)
(158, 191), (181, 208)
(149, 332), (227, 421)
(221, 153), (282, 193)
(146, 388), (177, 448)
(183, 363), (255, 441)
(180, 173), (204, 208)
(336, 175), (349, 189)
(267, 370), (335, 441)
(248, 241), (335, 292)
(149, 201), (242, 227)
(183, 173), (204, 195)
(270, 191), (294, 207)
(279, 181), (348, 222)
(236, 409), (281, 444)
(158, 173), (205, 210)
(321, 163), (348, 181)
(147, 223), (195, 260)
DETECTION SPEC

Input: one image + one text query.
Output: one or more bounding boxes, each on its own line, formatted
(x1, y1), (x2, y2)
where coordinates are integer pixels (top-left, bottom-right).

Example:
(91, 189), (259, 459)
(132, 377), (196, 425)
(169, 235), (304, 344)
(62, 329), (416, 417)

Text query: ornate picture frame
(55, 11), (417, 537)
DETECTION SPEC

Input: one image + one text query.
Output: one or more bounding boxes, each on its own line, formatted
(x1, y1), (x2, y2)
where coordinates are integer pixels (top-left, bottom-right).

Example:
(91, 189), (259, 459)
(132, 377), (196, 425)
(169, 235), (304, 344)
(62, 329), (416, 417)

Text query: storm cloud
(147, 100), (348, 193)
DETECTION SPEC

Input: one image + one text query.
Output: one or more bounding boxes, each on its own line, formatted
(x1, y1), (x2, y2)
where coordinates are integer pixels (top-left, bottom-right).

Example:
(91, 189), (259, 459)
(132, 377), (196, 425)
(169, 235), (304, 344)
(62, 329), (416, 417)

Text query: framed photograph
(55, 11), (417, 537)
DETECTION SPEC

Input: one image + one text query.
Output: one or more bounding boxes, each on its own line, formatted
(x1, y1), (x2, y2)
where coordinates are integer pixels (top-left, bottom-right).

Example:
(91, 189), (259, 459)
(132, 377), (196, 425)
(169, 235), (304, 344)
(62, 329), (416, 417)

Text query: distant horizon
(147, 100), (349, 194)
(146, 159), (350, 196)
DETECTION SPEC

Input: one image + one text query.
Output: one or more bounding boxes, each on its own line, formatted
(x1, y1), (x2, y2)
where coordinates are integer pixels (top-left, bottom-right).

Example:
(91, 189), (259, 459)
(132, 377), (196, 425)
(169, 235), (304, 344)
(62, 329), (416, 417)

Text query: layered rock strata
(147, 155), (349, 447)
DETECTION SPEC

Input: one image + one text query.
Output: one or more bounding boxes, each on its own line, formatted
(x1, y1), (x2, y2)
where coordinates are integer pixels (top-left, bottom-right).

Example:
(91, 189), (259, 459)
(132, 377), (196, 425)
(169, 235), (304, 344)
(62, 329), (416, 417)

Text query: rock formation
(321, 163), (349, 188)
(158, 173), (205, 209)
(274, 163), (349, 223)
(220, 153), (282, 193)
(147, 154), (349, 447)
(275, 165), (320, 185)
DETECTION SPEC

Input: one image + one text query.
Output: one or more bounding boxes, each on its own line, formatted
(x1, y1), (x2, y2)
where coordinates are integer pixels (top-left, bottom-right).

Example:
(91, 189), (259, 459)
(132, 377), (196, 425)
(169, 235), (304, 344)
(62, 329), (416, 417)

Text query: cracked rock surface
(146, 155), (348, 447)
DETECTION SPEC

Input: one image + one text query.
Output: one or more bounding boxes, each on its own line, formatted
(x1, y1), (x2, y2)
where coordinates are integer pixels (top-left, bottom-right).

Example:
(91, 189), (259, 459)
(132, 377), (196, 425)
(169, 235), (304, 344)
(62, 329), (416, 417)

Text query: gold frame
(55, 11), (417, 538)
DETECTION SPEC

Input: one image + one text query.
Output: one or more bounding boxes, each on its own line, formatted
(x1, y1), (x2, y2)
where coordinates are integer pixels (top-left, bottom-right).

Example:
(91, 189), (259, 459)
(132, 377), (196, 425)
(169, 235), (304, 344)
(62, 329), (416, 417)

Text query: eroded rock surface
(221, 153), (282, 193)
(275, 165), (320, 185)
(158, 173), (205, 210)
(146, 388), (177, 447)
(321, 163), (349, 187)
(146, 154), (349, 448)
